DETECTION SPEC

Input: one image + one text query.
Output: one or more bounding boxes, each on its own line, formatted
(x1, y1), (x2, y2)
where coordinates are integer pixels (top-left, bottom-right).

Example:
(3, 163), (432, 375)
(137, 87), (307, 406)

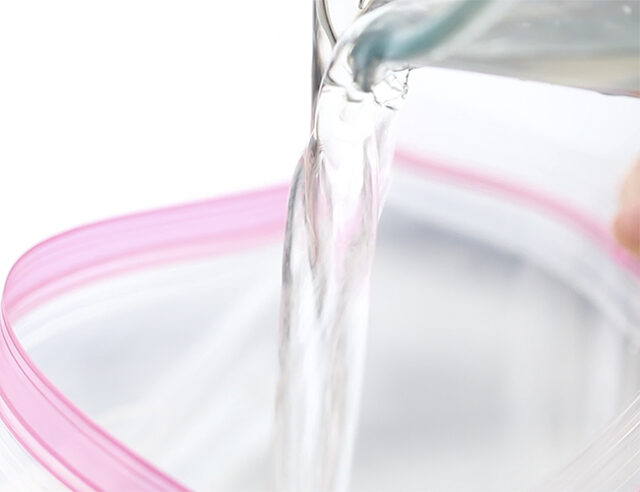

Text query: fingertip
(613, 202), (640, 256)
(620, 157), (640, 205)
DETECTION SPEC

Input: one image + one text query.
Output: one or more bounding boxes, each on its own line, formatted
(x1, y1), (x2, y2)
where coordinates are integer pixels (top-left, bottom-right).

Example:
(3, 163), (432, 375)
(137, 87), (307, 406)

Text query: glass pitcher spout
(343, 0), (640, 96)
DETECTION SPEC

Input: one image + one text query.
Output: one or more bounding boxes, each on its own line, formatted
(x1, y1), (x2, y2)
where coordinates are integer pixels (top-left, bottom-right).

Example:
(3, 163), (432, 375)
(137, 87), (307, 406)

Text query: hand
(613, 156), (640, 257)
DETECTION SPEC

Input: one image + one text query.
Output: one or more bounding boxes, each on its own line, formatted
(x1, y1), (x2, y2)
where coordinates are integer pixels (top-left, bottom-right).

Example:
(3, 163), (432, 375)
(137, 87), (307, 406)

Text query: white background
(0, 1), (312, 282)
(1, 1), (639, 283)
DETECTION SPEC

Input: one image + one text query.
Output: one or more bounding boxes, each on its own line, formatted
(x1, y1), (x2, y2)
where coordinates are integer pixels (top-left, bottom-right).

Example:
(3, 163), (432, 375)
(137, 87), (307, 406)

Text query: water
(275, 11), (409, 492)
(275, 1), (639, 489)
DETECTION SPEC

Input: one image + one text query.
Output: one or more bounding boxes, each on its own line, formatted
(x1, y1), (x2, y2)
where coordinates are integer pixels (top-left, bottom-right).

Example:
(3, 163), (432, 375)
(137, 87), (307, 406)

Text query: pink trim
(0, 153), (637, 491)
(1, 185), (289, 491)
(395, 150), (640, 278)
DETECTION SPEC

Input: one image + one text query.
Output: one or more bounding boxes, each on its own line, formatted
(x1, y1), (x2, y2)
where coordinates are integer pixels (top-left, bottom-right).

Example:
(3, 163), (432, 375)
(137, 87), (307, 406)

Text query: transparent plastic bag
(1, 73), (639, 491)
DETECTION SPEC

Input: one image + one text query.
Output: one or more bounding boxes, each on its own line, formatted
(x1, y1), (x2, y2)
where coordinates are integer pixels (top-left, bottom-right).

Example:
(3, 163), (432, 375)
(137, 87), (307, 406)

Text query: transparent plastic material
(1, 126), (640, 491)
(1, 76), (640, 491)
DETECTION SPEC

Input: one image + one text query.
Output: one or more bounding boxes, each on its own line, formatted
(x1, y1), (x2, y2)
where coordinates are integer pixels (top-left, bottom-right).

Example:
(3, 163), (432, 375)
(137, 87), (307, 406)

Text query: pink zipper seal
(0, 153), (638, 491)
(0, 185), (288, 491)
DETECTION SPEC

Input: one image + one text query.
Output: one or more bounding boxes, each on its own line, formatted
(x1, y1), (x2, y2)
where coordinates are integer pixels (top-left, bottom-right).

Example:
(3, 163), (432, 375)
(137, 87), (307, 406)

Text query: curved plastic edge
(0, 154), (638, 491)
(395, 150), (640, 278)
(0, 184), (289, 491)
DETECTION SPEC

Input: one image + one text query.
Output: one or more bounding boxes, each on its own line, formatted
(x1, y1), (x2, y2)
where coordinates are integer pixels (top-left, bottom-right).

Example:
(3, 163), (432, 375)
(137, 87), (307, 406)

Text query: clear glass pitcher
(315, 0), (639, 97)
